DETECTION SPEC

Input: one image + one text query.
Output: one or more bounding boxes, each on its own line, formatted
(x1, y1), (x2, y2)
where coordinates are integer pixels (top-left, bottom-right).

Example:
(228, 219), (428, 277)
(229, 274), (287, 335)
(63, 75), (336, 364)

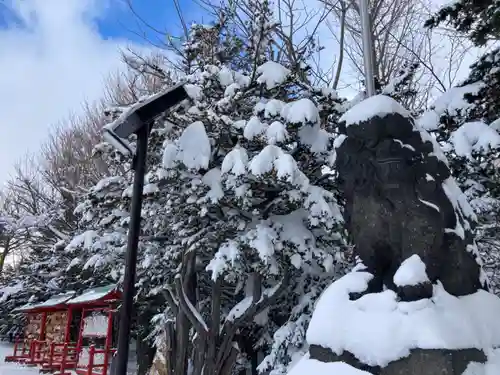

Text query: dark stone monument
(288, 96), (500, 375)
(335, 106), (487, 300)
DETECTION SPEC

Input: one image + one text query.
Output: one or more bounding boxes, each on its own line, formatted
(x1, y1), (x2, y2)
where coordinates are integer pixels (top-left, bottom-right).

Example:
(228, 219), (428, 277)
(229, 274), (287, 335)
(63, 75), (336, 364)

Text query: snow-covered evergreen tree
(0, 205), (71, 336)
(416, 49), (500, 293)
(48, 6), (351, 374)
(0, 240), (72, 337)
(154, 48), (350, 375)
(426, 0), (500, 46)
(0, 2), (364, 374)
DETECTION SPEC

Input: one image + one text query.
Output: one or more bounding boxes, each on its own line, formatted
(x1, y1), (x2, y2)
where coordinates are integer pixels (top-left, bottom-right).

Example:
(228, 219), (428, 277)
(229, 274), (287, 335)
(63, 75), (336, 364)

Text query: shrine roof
(66, 284), (119, 306)
(13, 285), (120, 313)
(15, 291), (76, 312)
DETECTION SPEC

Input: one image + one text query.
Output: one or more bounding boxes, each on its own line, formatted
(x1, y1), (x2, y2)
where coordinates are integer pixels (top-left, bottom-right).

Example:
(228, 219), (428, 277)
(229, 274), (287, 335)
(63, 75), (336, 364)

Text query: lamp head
(103, 83), (189, 156)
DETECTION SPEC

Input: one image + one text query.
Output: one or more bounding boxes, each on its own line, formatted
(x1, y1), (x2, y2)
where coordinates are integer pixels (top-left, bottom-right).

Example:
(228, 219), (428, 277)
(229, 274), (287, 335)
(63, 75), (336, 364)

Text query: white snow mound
(287, 348), (500, 375)
(306, 270), (500, 367)
(339, 95), (411, 127)
(393, 254), (430, 287)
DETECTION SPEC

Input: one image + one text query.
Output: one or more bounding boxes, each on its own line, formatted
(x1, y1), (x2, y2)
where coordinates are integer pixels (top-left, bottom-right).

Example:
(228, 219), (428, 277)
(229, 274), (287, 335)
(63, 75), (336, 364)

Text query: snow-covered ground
(286, 264), (500, 375)
(0, 342), (138, 375)
(0, 343), (38, 374)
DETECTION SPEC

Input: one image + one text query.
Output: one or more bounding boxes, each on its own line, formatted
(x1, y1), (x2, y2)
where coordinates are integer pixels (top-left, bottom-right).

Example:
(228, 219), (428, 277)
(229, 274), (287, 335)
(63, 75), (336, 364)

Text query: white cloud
(0, 0), (135, 183)
(0, 0), (487, 186)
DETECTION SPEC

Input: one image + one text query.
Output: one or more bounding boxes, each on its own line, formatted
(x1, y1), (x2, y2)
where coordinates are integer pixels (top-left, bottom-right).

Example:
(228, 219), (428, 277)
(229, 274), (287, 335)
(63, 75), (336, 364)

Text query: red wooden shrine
(5, 284), (120, 375)
(5, 291), (76, 364)
(59, 285), (120, 375)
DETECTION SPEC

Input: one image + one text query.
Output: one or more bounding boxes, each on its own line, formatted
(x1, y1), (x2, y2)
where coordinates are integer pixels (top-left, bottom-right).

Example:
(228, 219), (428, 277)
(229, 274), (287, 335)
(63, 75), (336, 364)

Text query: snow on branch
(450, 121), (500, 158)
(256, 61), (291, 89)
(231, 268), (290, 326)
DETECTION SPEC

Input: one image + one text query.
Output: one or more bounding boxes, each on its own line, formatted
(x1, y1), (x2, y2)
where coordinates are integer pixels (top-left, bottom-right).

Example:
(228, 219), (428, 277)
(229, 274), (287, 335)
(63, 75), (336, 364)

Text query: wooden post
(64, 307), (73, 343)
(23, 313), (32, 357)
(61, 343), (67, 373)
(21, 337), (27, 356)
(35, 340), (42, 363)
(88, 345), (95, 375)
(102, 306), (114, 375)
(48, 342), (55, 368)
(40, 312), (47, 341)
(76, 308), (87, 360)
(24, 335), (31, 356)
(29, 340), (37, 362)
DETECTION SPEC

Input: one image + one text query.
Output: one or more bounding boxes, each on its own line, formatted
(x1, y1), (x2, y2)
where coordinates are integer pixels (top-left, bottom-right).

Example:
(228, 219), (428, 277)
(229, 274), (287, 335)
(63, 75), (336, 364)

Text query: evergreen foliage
(425, 0), (500, 46)
(2, 1), (500, 374)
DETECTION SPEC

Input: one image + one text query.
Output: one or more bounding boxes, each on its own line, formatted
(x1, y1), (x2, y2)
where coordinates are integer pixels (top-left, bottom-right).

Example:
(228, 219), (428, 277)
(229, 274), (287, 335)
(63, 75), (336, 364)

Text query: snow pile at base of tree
(339, 94), (411, 126)
(306, 270), (500, 367)
(450, 121), (500, 157)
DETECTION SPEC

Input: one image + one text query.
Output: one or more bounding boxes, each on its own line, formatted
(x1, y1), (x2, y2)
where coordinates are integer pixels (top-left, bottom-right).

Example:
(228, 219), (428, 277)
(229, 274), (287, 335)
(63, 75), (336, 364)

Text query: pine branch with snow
(416, 54), (500, 294)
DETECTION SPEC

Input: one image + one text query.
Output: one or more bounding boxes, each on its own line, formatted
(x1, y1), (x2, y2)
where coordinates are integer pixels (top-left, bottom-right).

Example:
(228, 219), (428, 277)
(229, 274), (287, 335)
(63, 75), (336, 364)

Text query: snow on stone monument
(288, 95), (500, 375)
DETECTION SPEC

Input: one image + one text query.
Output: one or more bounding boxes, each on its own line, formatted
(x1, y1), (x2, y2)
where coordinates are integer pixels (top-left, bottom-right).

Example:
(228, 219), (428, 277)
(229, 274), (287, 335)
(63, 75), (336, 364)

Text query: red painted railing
(4, 336), (32, 362)
(25, 339), (48, 365)
(40, 342), (78, 372)
(57, 344), (115, 375)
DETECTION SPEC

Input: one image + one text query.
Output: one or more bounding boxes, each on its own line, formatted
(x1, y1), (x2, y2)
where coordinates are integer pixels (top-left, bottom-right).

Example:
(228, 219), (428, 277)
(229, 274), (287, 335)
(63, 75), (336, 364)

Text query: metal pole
(114, 124), (149, 375)
(359, 0), (376, 97)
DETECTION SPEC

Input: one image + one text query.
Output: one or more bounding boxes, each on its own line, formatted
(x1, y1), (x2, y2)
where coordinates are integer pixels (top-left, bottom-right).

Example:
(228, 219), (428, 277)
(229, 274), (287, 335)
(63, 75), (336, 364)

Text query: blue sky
(95, 0), (202, 44)
(0, 0), (211, 184)
(0, 0), (476, 184)
(0, 0), (204, 44)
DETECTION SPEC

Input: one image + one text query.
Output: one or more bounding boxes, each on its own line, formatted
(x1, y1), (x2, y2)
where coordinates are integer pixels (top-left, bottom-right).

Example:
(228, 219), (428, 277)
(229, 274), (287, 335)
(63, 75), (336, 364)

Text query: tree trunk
(0, 238), (11, 277)
(333, 1), (347, 89)
(135, 304), (159, 375)
(174, 252), (198, 375)
(136, 334), (156, 375)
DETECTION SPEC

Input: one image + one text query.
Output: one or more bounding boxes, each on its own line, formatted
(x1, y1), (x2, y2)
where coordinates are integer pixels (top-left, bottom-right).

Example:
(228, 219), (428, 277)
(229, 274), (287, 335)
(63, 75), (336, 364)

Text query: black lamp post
(103, 83), (189, 375)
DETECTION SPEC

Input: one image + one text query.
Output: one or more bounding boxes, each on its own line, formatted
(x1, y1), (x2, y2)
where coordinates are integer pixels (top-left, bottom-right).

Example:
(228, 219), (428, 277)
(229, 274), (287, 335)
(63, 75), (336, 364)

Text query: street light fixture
(104, 83), (189, 375)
